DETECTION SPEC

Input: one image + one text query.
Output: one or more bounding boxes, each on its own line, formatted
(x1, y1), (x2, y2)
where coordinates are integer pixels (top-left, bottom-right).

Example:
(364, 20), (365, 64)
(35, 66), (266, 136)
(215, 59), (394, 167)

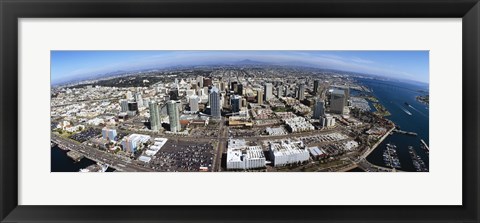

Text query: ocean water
(357, 78), (429, 172)
(51, 145), (115, 172)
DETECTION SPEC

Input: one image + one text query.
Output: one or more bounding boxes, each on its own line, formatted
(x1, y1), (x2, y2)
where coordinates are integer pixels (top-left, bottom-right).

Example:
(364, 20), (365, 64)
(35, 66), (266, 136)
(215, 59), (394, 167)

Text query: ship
(400, 106), (412, 116)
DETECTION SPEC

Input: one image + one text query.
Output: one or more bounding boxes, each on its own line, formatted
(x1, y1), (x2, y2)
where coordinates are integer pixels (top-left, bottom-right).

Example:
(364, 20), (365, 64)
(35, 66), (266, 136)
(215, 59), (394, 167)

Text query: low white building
(284, 117), (314, 133)
(226, 139), (266, 170)
(269, 141), (310, 166)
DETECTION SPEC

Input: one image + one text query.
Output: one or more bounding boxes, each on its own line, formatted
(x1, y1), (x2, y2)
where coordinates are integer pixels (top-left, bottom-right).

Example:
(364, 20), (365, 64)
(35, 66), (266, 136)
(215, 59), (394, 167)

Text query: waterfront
(51, 145), (115, 172)
(358, 78), (429, 172)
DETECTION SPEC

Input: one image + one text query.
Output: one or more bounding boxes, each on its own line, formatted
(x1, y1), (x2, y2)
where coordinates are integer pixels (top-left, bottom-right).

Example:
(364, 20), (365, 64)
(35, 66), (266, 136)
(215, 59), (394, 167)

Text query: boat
(400, 106), (412, 115)
(408, 146), (428, 172)
(383, 143), (401, 169)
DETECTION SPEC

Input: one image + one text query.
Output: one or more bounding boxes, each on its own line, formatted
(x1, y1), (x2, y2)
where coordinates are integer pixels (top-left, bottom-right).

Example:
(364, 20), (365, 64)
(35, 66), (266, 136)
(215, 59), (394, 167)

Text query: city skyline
(51, 51), (429, 85)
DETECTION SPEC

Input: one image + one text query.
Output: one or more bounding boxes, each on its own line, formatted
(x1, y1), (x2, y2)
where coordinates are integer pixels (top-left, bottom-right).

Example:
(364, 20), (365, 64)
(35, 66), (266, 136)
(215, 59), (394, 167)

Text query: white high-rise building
(126, 91), (133, 100)
(197, 76), (204, 88)
(321, 114), (335, 127)
(189, 95), (200, 112)
(209, 87), (221, 118)
(135, 92), (143, 108)
(167, 100), (181, 132)
(102, 127), (117, 141)
(264, 83), (273, 101)
(120, 100), (129, 112)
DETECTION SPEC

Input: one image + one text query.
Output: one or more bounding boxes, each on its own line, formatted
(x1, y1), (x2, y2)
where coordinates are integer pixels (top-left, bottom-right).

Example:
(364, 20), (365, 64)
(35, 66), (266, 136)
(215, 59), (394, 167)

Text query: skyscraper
(298, 84), (305, 101)
(135, 92), (143, 108)
(257, 90), (263, 104)
(120, 99), (129, 112)
(197, 76), (204, 88)
(189, 95), (200, 112)
(102, 127), (117, 141)
(312, 98), (325, 119)
(237, 84), (244, 95)
(203, 78), (213, 87)
(167, 100), (181, 132)
(149, 101), (161, 131)
(231, 95), (241, 113)
(313, 80), (320, 95)
(209, 86), (221, 118)
(169, 89), (179, 100)
(330, 89), (345, 114)
(126, 91), (133, 100)
(264, 83), (273, 101)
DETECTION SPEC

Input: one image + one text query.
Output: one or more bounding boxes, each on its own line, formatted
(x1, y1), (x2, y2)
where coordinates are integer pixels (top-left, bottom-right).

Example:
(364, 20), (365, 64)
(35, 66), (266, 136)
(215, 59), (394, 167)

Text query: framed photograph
(1, 0), (479, 222)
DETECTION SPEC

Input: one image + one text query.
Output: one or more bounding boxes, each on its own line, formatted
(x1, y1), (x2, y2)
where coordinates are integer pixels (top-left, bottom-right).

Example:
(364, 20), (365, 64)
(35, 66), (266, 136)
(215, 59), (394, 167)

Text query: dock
(393, 129), (418, 136)
(66, 151), (84, 162)
(420, 139), (429, 151)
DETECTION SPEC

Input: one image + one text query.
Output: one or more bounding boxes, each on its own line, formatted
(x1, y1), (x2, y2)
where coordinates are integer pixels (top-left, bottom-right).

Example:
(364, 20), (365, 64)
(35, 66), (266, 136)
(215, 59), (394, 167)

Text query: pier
(66, 150), (84, 162)
(361, 126), (395, 159)
(420, 139), (429, 151)
(393, 129), (418, 136)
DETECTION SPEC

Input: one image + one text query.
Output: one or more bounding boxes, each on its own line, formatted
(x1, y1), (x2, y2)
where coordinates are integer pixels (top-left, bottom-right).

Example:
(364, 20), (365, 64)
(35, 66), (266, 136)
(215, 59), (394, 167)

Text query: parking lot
(70, 128), (102, 143)
(147, 140), (214, 172)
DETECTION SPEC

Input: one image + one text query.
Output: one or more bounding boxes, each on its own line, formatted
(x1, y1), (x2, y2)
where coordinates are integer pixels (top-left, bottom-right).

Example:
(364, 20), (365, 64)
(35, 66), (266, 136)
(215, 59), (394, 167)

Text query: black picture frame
(1, 0), (479, 222)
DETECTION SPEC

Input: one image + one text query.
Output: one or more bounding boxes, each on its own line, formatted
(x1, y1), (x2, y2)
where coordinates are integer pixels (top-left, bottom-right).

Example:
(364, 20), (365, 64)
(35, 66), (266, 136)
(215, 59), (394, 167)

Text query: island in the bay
(50, 51), (429, 172)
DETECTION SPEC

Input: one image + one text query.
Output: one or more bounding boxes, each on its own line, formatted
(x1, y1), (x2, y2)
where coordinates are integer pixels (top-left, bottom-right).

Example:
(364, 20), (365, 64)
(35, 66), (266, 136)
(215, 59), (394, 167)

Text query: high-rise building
(344, 87), (350, 105)
(197, 76), (204, 88)
(126, 91), (133, 100)
(298, 84), (305, 101)
(102, 127), (117, 141)
(149, 101), (161, 131)
(321, 114), (336, 127)
(237, 84), (243, 95)
(312, 98), (325, 119)
(277, 87), (282, 97)
(330, 89), (345, 114)
(264, 83), (273, 101)
(220, 81), (227, 91)
(203, 78), (213, 87)
(128, 102), (138, 112)
(135, 93), (143, 108)
(167, 100), (181, 132)
(209, 87), (221, 118)
(189, 95), (200, 112)
(120, 100), (129, 112)
(169, 89), (179, 100)
(231, 95), (242, 113)
(256, 90), (263, 104)
(231, 81), (238, 92)
(313, 80), (320, 95)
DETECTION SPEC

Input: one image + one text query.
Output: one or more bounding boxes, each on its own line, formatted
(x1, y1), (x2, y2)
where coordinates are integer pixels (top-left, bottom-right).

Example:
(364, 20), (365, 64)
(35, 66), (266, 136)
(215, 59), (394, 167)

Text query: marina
(383, 143), (401, 169)
(409, 146), (428, 172)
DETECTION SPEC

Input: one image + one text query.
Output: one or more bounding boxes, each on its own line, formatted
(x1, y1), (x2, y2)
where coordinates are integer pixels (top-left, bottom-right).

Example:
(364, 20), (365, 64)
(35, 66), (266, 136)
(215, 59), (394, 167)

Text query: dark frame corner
(1, 0), (479, 222)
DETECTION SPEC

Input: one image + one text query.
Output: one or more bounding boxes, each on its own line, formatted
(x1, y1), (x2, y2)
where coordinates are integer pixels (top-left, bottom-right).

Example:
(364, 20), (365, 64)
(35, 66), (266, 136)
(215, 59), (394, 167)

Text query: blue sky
(51, 51), (429, 84)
